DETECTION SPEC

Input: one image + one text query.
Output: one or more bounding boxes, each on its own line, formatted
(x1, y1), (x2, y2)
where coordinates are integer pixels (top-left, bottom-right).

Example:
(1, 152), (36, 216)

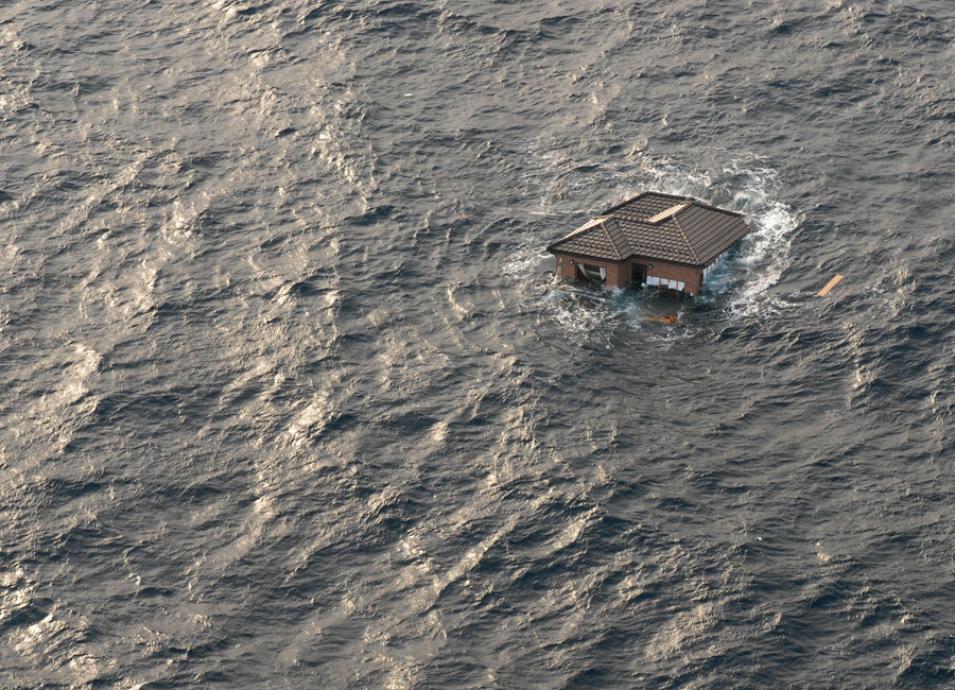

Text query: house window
(646, 276), (686, 291)
(577, 263), (607, 284)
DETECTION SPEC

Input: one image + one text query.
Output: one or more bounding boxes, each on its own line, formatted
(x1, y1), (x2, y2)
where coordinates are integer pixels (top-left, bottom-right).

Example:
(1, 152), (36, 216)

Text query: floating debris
(817, 273), (844, 297)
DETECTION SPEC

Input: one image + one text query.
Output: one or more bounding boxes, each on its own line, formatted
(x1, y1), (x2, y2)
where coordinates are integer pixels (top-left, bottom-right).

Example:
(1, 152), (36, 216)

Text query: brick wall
(553, 253), (704, 293)
(555, 254), (578, 280)
(553, 253), (629, 289)
(643, 259), (703, 294)
(605, 262), (627, 288)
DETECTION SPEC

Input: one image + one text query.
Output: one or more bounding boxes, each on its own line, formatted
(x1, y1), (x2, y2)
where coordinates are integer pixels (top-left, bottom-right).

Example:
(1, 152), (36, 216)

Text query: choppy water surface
(2, 1), (955, 687)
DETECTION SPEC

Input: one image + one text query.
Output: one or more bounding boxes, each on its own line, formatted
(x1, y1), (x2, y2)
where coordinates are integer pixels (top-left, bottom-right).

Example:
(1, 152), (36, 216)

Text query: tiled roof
(549, 217), (621, 261)
(547, 192), (750, 266)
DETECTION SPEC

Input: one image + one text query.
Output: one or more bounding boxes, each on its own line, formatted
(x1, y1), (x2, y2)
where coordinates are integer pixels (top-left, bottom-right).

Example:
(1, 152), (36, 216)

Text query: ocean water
(2, 1), (955, 687)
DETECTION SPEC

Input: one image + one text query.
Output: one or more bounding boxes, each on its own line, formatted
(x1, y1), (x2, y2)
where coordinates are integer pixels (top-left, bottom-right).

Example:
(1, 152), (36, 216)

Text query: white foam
(536, 280), (619, 347)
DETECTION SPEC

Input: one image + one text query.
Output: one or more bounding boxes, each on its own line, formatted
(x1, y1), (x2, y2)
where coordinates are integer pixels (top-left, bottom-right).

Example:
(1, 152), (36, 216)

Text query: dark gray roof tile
(547, 192), (749, 266)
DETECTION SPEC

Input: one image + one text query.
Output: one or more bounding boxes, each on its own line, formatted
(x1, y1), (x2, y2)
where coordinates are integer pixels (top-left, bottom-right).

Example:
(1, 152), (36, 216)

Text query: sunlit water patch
(5, 0), (953, 686)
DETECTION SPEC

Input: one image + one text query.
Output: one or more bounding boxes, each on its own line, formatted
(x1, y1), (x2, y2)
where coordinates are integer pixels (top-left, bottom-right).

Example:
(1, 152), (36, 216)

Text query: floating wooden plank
(817, 273), (844, 297)
(646, 203), (688, 224)
(647, 314), (679, 325)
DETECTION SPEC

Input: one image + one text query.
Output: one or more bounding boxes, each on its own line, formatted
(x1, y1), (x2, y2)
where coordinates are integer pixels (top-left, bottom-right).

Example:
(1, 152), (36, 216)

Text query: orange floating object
(817, 274), (844, 297)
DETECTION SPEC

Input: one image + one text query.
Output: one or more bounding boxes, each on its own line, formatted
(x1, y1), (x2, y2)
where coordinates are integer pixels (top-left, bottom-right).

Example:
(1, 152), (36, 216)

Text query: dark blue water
(2, 1), (955, 687)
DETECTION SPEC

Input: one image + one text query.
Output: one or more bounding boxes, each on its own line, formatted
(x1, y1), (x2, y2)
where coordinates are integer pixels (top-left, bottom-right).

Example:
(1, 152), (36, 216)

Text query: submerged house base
(547, 192), (749, 295)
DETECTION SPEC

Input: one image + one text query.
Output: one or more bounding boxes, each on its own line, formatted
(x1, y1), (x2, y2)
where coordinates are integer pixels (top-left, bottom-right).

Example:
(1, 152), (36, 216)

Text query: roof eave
(698, 221), (753, 265)
(628, 253), (707, 269)
(549, 246), (626, 262)
(551, 248), (707, 268)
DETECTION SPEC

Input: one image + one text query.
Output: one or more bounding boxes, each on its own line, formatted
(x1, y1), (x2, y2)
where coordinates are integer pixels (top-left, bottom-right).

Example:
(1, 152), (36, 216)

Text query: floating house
(547, 192), (750, 294)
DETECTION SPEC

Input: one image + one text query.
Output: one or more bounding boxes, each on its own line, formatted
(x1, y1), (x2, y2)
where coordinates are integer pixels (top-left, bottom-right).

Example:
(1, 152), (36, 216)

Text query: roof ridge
(644, 193), (745, 218)
(646, 202), (689, 224)
(602, 218), (627, 259)
(670, 215), (701, 264)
